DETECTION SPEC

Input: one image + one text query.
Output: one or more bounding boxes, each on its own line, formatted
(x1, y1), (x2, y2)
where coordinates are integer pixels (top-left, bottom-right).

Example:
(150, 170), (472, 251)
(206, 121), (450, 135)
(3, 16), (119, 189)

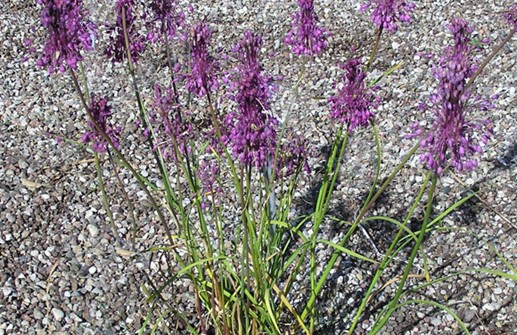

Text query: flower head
(226, 31), (278, 168)
(152, 81), (192, 160)
(328, 58), (378, 131)
(145, 0), (185, 43)
(410, 19), (492, 174)
(81, 96), (121, 153)
(504, 3), (517, 30)
(360, 0), (415, 33)
(185, 22), (219, 97)
(105, 0), (146, 63)
(277, 130), (310, 177)
(36, 0), (96, 73)
(285, 0), (329, 56)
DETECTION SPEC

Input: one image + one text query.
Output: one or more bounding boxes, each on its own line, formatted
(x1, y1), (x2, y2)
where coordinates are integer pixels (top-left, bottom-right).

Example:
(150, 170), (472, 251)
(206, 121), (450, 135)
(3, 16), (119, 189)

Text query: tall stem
(370, 173), (439, 334)
(366, 28), (383, 72)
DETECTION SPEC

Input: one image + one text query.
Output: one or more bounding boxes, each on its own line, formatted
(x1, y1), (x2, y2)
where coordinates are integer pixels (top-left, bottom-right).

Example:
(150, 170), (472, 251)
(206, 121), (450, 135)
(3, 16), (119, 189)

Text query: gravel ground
(1, 0), (516, 334)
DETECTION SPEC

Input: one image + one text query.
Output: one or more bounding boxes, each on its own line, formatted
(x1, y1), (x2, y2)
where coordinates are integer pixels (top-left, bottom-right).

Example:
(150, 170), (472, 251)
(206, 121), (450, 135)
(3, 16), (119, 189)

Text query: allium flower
(504, 3), (517, 29)
(277, 130), (310, 177)
(81, 96), (121, 153)
(185, 22), (219, 97)
(226, 31), (278, 168)
(105, 0), (146, 63)
(36, 0), (96, 74)
(360, 0), (415, 33)
(285, 0), (329, 56)
(145, 0), (185, 43)
(409, 18), (492, 174)
(152, 82), (192, 160)
(328, 58), (378, 131)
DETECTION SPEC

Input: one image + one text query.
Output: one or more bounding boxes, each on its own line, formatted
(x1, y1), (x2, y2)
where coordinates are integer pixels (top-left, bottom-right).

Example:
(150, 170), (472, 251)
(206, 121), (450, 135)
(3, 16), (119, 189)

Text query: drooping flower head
(105, 0), (146, 63)
(360, 0), (415, 33)
(285, 0), (329, 56)
(36, 0), (96, 74)
(504, 3), (517, 30)
(185, 22), (219, 97)
(152, 81), (192, 160)
(328, 58), (378, 131)
(226, 31), (278, 169)
(145, 0), (185, 43)
(410, 18), (492, 174)
(81, 96), (121, 153)
(277, 130), (310, 177)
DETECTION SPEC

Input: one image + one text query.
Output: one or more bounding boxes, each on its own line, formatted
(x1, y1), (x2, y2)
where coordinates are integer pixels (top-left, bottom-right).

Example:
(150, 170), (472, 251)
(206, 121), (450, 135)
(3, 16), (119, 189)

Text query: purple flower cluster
(226, 31), (278, 169)
(152, 82), (192, 160)
(505, 3), (517, 30)
(328, 58), (378, 131)
(81, 96), (121, 153)
(278, 131), (310, 176)
(285, 0), (329, 57)
(412, 18), (492, 174)
(360, 0), (415, 33)
(36, 0), (96, 74)
(146, 0), (185, 43)
(185, 22), (219, 97)
(105, 0), (146, 63)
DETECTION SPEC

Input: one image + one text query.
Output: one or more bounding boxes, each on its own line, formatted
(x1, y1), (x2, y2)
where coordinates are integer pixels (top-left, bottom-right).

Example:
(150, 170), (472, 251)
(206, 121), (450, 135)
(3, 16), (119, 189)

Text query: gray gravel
(1, 0), (516, 334)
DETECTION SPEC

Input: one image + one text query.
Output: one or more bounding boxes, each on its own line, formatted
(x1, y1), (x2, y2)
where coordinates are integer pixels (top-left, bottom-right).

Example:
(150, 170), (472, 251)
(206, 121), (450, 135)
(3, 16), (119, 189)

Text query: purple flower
(410, 19), (492, 174)
(105, 0), (146, 63)
(504, 3), (517, 30)
(81, 96), (121, 153)
(360, 0), (415, 33)
(277, 130), (310, 177)
(226, 31), (278, 168)
(35, 0), (96, 74)
(184, 22), (219, 97)
(285, 0), (329, 56)
(152, 82), (192, 160)
(145, 0), (185, 43)
(328, 58), (378, 131)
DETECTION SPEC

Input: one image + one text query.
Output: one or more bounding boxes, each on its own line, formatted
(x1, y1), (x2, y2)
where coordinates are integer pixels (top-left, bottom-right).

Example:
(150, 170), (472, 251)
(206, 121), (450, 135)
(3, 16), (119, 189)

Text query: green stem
(94, 153), (121, 246)
(366, 28), (383, 72)
(347, 170), (432, 335)
(301, 141), (420, 322)
(370, 173), (439, 334)
(108, 151), (138, 249)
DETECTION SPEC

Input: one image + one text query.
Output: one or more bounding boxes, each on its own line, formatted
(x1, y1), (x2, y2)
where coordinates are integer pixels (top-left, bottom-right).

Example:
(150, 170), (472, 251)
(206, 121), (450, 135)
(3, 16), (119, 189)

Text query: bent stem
(370, 172), (439, 334)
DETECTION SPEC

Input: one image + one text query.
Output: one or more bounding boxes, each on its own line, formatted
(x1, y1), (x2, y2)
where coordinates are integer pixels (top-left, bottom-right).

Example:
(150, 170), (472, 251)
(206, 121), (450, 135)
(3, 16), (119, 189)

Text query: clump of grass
(28, 0), (517, 334)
